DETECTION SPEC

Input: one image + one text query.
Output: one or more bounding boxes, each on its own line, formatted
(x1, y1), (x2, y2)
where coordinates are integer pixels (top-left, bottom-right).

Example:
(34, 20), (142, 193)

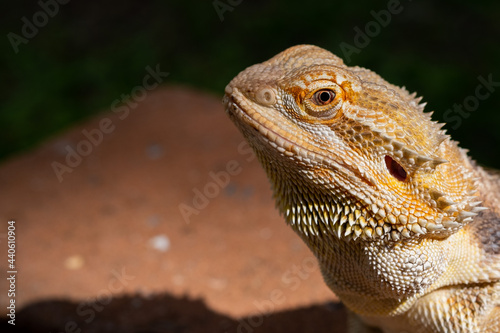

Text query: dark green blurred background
(2, 0), (500, 167)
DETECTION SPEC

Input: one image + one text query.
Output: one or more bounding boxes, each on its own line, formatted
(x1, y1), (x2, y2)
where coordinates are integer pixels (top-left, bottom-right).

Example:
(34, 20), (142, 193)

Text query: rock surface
(0, 86), (344, 332)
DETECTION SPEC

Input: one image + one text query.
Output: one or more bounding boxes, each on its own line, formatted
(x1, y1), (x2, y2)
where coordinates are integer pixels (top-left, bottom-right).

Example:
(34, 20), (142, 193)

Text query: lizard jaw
(224, 90), (376, 189)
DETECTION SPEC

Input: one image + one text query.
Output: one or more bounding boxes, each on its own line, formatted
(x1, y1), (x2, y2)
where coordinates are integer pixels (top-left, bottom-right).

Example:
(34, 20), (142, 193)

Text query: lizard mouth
(224, 92), (376, 188)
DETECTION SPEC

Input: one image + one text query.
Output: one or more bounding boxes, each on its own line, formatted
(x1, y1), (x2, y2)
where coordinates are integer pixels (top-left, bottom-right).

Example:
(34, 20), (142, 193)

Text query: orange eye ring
(303, 86), (343, 119)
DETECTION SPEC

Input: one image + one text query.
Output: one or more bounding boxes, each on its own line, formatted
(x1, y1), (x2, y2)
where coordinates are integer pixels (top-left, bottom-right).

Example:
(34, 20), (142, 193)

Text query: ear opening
(385, 155), (407, 181)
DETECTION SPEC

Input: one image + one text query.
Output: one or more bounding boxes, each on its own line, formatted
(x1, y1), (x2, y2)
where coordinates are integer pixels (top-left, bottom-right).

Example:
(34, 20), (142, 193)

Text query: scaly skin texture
(223, 45), (500, 333)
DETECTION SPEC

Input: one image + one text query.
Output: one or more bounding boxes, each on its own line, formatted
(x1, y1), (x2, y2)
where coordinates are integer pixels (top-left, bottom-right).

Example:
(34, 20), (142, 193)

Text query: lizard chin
(225, 93), (401, 241)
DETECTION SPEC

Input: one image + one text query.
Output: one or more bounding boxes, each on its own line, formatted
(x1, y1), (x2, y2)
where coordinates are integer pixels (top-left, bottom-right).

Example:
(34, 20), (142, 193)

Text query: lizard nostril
(256, 88), (276, 106)
(385, 155), (407, 181)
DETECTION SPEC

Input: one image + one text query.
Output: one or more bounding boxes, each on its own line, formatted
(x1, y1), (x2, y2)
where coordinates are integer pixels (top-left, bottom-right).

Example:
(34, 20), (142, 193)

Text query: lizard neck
(281, 162), (500, 319)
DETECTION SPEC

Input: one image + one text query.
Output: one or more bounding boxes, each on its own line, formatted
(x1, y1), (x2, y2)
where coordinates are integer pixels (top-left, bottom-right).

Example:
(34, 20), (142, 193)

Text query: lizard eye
(385, 156), (407, 181)
(312, 89), (336, 106)
(303, 86), (343, 119)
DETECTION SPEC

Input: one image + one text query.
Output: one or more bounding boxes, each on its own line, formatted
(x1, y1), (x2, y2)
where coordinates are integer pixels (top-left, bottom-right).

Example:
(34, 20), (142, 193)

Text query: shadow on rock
(0, 293), (347, 333)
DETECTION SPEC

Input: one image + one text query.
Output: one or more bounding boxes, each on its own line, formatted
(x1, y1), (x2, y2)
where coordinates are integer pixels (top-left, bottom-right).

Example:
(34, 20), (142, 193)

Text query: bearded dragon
(223, 45), (500, 333)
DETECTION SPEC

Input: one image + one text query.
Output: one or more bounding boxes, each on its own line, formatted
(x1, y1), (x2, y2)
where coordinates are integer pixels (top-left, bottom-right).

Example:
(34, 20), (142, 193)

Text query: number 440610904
(7, 220), (15, 269)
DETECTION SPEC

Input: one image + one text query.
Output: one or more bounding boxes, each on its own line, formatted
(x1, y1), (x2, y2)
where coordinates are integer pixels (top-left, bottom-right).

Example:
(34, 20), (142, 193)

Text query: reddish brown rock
(0, 86), (341, 332)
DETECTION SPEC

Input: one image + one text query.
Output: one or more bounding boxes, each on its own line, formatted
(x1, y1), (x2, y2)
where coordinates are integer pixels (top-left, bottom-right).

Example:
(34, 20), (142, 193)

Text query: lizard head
(224, 44), (484, 242)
